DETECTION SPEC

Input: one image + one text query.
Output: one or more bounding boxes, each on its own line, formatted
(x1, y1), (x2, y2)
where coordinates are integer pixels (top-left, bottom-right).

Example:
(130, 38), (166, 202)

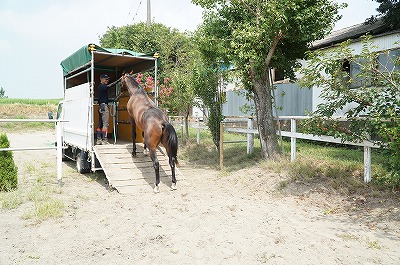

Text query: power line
(125, 0), (137, 24)
(131, 0), (143, 24)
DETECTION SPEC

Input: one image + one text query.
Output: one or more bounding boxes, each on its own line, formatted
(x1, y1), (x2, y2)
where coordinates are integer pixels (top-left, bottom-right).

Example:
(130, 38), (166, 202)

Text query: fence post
(247, 117), (254, 154)
(291, 118), (296, 162)
(197, 118), (200, 145)
(56, 120), (62, 185)
(364, 135), (371, 182)
(219, 122), (224, 170)
(181, 117), (184, 142)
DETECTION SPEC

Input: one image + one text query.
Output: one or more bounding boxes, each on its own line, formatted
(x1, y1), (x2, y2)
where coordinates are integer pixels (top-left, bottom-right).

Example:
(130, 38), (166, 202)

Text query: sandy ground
(1, 130), (399, 265)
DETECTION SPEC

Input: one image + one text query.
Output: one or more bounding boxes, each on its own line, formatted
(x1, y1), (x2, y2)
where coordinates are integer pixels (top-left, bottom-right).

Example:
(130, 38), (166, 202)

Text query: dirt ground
(1, 130), (399, 265)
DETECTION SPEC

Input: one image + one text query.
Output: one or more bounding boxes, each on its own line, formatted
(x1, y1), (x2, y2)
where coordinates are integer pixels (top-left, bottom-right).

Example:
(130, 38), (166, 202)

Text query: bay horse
(121, 73), (178, 193)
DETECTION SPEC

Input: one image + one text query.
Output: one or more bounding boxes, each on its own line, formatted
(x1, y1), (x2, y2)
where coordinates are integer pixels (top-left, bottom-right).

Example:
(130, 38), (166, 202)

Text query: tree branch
(234, 0), (258, 18)
(371, 66), (400, 92)
(265, 30), (283, 66)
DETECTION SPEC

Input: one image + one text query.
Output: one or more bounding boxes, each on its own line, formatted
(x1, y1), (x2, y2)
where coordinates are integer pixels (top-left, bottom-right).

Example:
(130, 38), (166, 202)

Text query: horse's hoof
(131, 152), (137, 157)
(171, 183), (177, 191)
(143, 149), (149, 156)
(154, 185), (160, 193)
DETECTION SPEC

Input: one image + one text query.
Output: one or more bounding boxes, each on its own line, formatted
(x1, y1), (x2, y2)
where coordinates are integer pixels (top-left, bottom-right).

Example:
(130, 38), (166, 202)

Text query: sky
(0, 0), (379, 99)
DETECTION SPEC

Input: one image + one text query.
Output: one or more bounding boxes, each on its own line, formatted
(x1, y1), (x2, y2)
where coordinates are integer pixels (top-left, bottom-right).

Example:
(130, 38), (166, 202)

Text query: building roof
(311, 19), (390, 50)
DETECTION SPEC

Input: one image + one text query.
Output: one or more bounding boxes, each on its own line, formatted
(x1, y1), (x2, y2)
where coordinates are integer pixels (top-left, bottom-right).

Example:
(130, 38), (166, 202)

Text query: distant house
(222, 19), (400, 117)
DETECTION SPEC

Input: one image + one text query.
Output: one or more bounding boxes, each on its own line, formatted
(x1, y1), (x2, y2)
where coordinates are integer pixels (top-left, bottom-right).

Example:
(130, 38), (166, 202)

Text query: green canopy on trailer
(60, 44), (156, 77)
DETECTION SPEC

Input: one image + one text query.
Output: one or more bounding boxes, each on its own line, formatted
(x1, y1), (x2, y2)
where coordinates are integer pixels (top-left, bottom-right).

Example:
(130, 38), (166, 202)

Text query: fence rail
(216, 116), (379, 183)
(1, 116), (377, 184)
(0, 119), (66, 185)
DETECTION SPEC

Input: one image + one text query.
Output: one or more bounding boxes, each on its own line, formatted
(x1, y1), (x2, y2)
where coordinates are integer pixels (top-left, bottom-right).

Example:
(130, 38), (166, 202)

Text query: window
(342, 59), (350, 74)
(378, 48), (400, 72)
(340, 59), (351, 86)
(350, 59), (366, 88)
(272, 68), (285, 83)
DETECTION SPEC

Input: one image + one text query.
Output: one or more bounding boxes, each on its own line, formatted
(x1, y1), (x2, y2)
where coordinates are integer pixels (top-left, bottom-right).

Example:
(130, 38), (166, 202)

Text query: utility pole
(147, 0), (151, 26)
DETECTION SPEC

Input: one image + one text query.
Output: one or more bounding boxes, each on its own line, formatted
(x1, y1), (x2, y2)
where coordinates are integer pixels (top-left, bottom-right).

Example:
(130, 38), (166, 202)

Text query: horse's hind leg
(142, 132), (149, 156)
(149, 149), (160, 193)
(130, 118), (137, 156)
(169, 155), (177, 190)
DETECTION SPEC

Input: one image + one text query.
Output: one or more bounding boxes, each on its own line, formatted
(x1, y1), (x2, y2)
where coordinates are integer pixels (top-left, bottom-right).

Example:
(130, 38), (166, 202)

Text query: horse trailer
(58, 44), (158, 174)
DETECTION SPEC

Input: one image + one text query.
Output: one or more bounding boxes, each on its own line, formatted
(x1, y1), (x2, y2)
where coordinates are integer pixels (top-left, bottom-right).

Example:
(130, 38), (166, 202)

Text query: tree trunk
(208, 102), (222, 150)
(252, 72), (280, 159)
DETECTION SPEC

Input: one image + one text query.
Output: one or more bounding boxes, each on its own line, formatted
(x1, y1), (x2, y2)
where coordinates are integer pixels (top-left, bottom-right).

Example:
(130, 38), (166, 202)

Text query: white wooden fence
(217, 116), (379, 183)
(0, 119), (65, 185)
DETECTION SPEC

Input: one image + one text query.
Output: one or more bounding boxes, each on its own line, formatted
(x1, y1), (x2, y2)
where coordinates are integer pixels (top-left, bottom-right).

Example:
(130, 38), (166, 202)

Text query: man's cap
(100, 74), (110, 79)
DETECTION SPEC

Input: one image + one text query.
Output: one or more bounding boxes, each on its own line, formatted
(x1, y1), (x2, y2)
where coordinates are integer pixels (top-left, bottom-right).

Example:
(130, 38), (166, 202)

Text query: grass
(336, 234), (383, 250)
(23, 198), (64, 221)
(180, 128), (263, 171)
(0, 161), (64, 223)
(367, 239), (382, 250)
(180, 127), (396, 193)
(0, 189), (24, 209)
(0, 98), (61, 105)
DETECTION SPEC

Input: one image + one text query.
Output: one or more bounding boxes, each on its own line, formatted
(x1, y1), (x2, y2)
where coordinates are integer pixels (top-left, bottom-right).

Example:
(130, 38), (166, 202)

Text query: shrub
(0, 133), (18, 191)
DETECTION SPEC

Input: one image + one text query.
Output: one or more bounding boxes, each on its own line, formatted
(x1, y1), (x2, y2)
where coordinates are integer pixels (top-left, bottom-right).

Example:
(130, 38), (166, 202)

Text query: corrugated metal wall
(274, 83), (312, 116)
(222, 83), (312, 117)
(222, 90), (253, 116)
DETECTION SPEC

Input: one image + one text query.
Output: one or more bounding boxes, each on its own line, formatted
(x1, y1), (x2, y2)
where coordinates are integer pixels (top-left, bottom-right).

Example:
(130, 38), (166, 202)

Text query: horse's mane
(125, 74), (146, 94)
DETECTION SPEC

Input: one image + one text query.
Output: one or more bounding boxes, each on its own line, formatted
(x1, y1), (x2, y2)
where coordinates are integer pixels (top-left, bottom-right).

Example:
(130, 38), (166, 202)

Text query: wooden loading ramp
(93, 142), (184, 194)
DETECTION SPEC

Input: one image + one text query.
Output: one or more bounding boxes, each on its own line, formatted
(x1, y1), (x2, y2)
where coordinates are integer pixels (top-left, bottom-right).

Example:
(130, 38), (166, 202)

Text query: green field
(0, 99), (60, 131)
(0, 98), (61, 105)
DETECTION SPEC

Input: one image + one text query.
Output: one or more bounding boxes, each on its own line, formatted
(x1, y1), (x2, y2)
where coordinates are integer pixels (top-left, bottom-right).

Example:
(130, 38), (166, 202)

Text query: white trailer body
(59, 44), (157, 174)
(61, 83), (92, 151)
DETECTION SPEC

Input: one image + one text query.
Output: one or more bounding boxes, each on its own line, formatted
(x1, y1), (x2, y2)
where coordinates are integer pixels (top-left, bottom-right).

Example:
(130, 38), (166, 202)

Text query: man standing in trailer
(96, 74), (118, 145)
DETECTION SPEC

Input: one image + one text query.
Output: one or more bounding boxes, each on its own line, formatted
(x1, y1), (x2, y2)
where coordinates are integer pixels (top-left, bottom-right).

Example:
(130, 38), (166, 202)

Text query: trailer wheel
(76, 151), (90, 174)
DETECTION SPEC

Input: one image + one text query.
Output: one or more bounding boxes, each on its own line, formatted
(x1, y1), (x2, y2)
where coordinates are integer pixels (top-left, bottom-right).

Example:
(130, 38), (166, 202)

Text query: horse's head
(120, 72), (142, 96)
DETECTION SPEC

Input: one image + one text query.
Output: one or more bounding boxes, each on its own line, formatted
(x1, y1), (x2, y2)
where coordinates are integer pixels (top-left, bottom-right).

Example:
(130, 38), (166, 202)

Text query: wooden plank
(101, 163), (170, 170)
(105, 172), (171, 182)
(93, 142), (182, 194)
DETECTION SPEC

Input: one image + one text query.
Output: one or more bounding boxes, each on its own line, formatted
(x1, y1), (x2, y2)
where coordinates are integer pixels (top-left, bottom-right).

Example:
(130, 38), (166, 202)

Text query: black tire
(76, 151), (90, 174)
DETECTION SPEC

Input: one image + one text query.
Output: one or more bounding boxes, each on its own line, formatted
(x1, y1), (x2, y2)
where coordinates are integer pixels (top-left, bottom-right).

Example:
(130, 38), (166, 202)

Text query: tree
(0, 87), (6, 98)
(298, 35), (400, 186)
(0, 133), (18, 191)
(192, 0), (343, 159)
(191, 61), (225, 149)
(368, 0), (400, 29)
(190, 24), (228, 149)
(164, 32), (200, 142)
(100, 22), (193, 83)
(100, 23), (198, 142)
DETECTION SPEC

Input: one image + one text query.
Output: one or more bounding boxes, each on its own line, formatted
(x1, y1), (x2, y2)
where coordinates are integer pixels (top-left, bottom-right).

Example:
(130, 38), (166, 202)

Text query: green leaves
(193, 0), (343, 88)
(299, 35), (400, 185)
(0, 134), (18, 192)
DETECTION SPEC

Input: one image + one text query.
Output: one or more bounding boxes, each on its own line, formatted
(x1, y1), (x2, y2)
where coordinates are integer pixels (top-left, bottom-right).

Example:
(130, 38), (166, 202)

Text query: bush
(0, 133), (18, 191)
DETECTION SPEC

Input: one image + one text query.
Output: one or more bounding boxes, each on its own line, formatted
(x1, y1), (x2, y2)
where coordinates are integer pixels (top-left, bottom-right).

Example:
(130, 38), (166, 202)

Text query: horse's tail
(162, 122), (179, 166)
